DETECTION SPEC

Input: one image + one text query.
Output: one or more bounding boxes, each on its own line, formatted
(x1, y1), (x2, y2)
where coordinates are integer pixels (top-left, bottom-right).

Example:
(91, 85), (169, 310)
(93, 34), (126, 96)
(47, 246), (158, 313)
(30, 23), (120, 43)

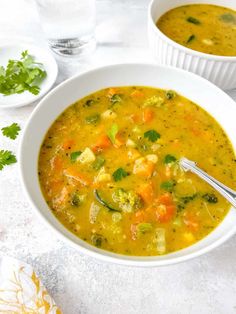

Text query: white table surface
(1, 1), (236, 313)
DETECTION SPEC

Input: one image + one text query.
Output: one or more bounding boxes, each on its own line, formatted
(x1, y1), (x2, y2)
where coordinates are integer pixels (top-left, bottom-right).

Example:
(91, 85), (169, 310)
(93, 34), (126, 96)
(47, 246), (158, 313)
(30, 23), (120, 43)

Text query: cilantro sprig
(0, 150), (17, 170)
(144, 130), (160, 143)
(112, 167), (128, 181)
(164, 154), (177, 164)
(1, 123), (21, 140)
(0, 50), (46, 96)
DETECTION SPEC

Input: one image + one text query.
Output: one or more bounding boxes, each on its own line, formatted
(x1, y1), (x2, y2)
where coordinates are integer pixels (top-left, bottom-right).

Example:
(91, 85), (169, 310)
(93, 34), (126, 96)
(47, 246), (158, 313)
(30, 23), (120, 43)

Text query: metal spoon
(179, 157), (236, 208)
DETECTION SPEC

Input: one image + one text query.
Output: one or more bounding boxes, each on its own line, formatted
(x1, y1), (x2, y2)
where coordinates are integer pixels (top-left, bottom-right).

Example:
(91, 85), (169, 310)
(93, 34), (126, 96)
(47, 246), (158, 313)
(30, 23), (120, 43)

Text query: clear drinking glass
(35, 0), (96, 57)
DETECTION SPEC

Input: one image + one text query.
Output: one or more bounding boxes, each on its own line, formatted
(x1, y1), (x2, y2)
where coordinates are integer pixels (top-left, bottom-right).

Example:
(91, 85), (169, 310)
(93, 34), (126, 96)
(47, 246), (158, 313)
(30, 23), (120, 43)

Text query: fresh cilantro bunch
(0, 50), (47, 96)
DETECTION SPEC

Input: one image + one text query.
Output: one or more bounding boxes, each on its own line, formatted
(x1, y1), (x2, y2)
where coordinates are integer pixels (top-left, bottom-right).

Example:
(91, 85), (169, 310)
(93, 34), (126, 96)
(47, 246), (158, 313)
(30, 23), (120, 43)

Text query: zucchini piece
(94, 189), (120, 212)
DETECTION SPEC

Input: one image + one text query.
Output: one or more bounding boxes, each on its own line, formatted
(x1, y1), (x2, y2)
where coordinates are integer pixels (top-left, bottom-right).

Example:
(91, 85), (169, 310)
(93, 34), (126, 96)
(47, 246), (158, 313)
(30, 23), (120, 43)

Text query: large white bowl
(19, 64), (236, 267)
(148, 0), (236, 90)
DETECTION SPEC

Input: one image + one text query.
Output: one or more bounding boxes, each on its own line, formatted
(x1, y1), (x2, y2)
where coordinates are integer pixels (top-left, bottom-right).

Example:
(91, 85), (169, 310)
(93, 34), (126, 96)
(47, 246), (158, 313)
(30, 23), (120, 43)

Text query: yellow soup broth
(157, 4), (236, 56)
(38, 86), (236, 256)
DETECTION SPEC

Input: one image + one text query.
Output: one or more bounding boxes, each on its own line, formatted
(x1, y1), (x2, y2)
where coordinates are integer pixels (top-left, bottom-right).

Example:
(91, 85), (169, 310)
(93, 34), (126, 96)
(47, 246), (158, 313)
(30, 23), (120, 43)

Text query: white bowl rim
(148, 0), (236, 61)
(19, 62), (236, 267)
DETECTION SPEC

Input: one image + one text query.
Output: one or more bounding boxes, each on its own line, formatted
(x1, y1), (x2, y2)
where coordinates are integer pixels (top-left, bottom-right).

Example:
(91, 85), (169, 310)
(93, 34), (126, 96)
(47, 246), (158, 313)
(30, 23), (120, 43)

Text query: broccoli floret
(143, 95), (164, 107)
(112, 188), (142, 213)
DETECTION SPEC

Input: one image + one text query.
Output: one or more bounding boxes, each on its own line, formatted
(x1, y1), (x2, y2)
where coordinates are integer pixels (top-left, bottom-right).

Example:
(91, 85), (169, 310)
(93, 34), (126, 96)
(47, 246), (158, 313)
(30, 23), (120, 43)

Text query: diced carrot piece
(137, 182), (154, 204)
(107, 87), (119, 96)
(114, 133), (125, 148)
(62, 139), (75, 150)
(158, 193), (173, 206)
(155, 204), (175, 223)
(92, 135), (111, 153)
(151, 193), (176, 223)
(50, 179), (64, 194)
(133, 210), (148, 224)
(184, 113), (194, 121)
(130, 90), (145, 99)
(130, 113), (141, 123)
(64, 167), (91, 186)
(190, 127), (201, 136)
(172, 139), (180, 147)
(133, 159), (155, 178)
(143, 108), (154, 123)
(183, 213), (199, 232)
(50, 155), (63, 172)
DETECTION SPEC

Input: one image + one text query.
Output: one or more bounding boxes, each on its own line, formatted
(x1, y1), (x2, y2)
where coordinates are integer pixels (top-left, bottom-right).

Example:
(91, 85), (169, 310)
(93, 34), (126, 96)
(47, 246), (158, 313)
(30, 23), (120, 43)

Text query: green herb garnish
(144, 130), (160, 142)
(112, 167), (128, 181)
(85, 99), (95, 107)
(0, 50), (46, 96)
(202, 193), (218, 203)
(160, 180), (176, 192)
(91, 233), (106, 247)
(70, 151), (82, 162)
(186, 34), (196, 44)
(187, 17), (201, 25)
(165, 90), (176, 100)
(107, 123), (118, 144)
(1, 123), (21, 140)
(71, 192), (82, 206)
(0, 150), (17, 170)
(180, 194), (197, 204)
(164, 154), (177, 164)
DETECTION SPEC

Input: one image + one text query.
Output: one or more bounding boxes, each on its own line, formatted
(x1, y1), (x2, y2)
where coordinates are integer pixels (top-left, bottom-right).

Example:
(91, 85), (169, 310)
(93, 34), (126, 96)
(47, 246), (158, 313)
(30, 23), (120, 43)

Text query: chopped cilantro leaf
(164, 154), (177, 164)
(144, 130), (160, 142)
(202, 193), (218, 203)
(1, 123), (21, 140)
(160, 180), (176, 192)
(112, 167), (128, 181)
(0, 150), (17, 170)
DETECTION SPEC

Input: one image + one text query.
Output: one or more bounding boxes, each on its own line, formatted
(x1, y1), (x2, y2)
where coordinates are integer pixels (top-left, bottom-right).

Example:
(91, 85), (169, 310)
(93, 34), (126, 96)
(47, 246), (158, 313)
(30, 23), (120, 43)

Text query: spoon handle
(179, 157), (236, 208)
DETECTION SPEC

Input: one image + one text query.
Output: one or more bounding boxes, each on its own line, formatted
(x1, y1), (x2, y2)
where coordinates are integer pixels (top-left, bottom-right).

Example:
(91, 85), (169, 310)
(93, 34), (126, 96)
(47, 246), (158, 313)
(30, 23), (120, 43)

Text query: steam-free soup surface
(38, 86), (236, 256)
(157, 4), (236, 56)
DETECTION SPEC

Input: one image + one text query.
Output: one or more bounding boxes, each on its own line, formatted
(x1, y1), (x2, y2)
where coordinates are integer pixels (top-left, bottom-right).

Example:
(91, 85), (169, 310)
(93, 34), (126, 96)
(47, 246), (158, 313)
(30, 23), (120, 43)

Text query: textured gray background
(0, 1), (236, 313)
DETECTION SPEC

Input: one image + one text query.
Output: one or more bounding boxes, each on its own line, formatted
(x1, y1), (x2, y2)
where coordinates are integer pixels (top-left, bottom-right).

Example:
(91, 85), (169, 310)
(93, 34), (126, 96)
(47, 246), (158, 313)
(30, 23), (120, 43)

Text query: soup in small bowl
(19, 64), (236, 266)
(148, 0), (236, 90)
(157, 4), (236, 57)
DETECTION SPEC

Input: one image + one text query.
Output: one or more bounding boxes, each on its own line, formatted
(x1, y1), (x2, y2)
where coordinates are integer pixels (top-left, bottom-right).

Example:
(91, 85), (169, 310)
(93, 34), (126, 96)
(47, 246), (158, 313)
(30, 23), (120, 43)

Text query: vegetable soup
(38, 86), (236, 256)
(156, 4), (236, 56)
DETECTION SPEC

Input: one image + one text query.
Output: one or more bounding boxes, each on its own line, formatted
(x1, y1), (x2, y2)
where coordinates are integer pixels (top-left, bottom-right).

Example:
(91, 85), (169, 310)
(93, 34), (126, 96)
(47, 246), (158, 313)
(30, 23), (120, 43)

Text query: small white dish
(19, 63), (236, 267)
(0, 41), (58, 108)
(148, 0), (236, 90)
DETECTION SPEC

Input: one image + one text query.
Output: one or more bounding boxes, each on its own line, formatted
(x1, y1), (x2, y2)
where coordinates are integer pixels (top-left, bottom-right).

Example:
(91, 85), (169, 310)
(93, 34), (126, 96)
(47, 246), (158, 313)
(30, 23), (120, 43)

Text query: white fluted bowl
(148, 0), (236, 90)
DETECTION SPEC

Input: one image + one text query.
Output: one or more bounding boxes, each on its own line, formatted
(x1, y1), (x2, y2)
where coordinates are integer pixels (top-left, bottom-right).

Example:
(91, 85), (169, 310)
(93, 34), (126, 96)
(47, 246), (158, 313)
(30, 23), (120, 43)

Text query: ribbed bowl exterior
(148, 7), (236, 90)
